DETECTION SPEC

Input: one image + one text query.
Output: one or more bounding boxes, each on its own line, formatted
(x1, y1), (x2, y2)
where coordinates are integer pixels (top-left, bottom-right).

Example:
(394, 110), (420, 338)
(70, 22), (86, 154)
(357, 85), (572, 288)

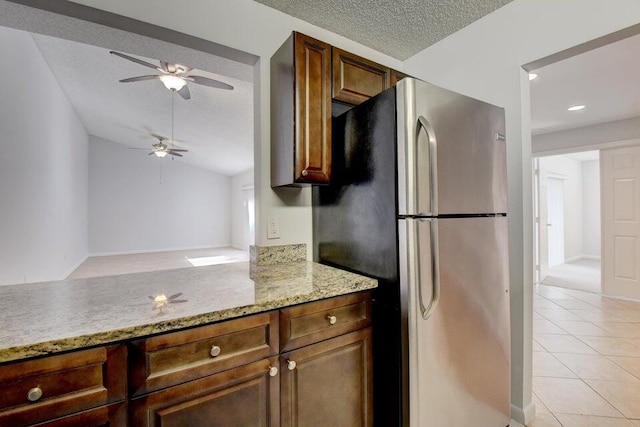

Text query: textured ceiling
(530, 32), (640, 136)
(254, 0), (513, 60)
(0, 1), (254, 176)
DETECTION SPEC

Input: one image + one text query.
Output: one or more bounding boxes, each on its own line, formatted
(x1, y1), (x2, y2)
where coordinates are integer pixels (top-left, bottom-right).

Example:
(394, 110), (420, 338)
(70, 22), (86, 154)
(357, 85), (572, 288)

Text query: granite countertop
(0, 261), (377, 363)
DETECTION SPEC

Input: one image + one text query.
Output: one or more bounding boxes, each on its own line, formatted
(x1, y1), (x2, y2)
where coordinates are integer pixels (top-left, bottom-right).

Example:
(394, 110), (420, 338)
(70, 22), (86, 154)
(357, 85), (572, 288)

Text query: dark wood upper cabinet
(332, 48), (390, 106)
(271, 32), (332, 187)
(390, 69), (409, 87)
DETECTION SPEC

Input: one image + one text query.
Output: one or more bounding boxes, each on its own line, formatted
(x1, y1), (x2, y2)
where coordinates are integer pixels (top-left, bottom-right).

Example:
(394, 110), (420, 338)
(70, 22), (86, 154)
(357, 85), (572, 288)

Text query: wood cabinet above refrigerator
(270, 31), (408, 187)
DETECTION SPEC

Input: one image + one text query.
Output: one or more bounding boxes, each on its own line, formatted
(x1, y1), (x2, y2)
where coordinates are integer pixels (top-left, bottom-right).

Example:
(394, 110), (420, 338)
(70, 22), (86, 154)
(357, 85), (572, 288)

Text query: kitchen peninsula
(0, 244), (376, 426)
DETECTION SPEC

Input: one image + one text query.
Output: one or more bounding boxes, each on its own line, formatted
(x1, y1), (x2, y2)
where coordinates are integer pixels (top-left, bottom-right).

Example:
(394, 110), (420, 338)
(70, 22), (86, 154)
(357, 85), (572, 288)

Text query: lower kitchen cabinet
(280, 328), (373, 427)
(0, 345), (126, 427)
(2, 292), (372, 426)
(129, 357), (280, 427)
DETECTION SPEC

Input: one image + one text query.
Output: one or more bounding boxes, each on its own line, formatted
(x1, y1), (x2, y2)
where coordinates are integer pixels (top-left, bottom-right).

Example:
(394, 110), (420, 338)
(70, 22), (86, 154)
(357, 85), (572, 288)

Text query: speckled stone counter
(0, 261), (377, 363)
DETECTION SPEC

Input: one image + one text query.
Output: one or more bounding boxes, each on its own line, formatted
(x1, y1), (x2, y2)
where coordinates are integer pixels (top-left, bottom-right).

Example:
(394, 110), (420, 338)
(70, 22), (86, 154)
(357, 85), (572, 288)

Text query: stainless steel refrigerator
(313, 78), (511, 426)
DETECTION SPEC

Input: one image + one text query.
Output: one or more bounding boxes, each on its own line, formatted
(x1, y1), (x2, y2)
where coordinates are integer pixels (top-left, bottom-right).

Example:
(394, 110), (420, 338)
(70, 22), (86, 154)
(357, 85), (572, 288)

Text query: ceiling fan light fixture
(159, 75), (187, 91)
(154, 150), (168, 158)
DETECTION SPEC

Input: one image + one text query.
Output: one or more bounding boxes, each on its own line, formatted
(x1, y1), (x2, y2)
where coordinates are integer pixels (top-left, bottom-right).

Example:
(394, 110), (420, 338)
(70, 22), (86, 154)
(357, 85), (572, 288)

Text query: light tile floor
(529, 283), (640, 426)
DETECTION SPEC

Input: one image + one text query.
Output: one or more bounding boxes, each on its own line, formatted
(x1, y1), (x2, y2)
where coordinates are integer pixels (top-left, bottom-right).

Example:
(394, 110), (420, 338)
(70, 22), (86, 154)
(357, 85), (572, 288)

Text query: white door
(547, 177), (565, 268)
(602, 146), (640, 299)
(537, 165), (550, 281)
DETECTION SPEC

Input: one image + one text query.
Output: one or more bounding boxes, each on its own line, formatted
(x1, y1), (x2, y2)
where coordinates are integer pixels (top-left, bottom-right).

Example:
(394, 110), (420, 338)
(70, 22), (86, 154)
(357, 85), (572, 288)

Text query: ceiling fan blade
(187, 75), (234, 90)
(177, 85), (191, 100)
(168, 152), (184, 157)
(119, 75), (160, 83)
(159, 61), (170, 72)
(168, 148), (188, 152)
(148, 152), (155, 156)
(110, 51), (161, 71)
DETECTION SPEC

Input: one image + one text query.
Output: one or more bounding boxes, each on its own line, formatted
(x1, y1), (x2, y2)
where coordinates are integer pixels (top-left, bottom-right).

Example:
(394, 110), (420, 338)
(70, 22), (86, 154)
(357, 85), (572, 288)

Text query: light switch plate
(267, 216), (280, 239)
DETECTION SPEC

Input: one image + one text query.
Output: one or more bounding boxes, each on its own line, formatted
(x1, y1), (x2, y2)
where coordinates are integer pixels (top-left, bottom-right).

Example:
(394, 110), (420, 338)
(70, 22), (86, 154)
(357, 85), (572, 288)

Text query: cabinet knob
(27, 387), (43, 402)
(269, 366), (278, 377)
(210, 345), (221, 357)
(301, 169), (308, 177)
(327, 315), (337, 325)
(287, 360), (297, 370)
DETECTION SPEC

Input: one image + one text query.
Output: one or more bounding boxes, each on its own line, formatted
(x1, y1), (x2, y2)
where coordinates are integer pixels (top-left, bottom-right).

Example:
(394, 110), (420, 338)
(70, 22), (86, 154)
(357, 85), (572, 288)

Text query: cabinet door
(280, 328), (373, 427)
(293, 33), (332, 184)
(332, 48), (390, 105)
(130, 357), (279, 427)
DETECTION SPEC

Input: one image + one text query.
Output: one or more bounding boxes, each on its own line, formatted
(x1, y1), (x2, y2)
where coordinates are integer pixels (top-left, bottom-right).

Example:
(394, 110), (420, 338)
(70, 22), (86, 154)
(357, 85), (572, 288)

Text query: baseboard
(511, 401), (536, 425)
(59, 255), (88, 280)
(89, 244), (231, 257)
(564, 255), (601, 263)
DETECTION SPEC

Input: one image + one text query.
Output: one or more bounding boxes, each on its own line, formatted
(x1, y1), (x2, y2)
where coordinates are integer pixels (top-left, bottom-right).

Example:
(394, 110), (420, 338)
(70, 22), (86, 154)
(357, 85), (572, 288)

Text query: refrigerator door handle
(417, 116), (438, 216)
(417, 218), (441, 319)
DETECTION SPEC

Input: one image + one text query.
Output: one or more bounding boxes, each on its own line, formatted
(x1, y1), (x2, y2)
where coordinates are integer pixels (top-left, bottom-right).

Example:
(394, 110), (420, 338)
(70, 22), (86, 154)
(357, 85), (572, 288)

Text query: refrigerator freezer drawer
(401, 216), (511, 427)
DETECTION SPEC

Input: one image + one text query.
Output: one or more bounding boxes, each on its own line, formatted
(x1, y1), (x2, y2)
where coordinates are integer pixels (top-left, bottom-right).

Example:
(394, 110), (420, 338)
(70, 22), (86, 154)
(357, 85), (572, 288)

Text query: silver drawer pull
(327, 315), (337, 325)
(269, 366), (278, 377)
(27, 387), (43, 402)
(210, 345), (221, 357)
(287, 360), (297, 370)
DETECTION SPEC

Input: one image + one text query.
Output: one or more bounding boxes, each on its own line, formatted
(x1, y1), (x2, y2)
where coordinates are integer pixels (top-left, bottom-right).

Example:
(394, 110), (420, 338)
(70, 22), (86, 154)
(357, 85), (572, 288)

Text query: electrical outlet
(267, 216), (280, 239)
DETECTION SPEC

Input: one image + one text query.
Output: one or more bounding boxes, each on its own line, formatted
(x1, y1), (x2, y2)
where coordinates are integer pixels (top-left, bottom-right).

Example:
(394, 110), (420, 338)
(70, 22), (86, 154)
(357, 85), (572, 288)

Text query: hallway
(530, 284), (640, 426)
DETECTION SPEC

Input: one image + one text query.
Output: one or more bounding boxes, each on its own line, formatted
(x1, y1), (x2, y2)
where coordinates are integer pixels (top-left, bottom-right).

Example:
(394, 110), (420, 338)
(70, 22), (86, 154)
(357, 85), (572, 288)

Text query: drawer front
(129, 357), (279, 427)
(32, 402), (127, 427)
(280, 292), (371, 352)
(0, 345), (126, 427)
(129, 311), (278, 396)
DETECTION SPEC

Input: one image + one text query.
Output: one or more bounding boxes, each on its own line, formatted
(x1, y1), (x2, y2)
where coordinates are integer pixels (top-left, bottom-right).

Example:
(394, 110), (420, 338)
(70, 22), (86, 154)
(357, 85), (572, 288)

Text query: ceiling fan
(130, 135), (188, 158)
(110, 51), (234, 100)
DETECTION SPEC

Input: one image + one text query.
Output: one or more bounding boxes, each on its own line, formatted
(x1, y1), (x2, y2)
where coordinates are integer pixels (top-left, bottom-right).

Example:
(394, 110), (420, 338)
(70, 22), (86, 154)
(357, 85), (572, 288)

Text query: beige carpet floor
(541, 258), (601, 294)
(68, 247), (249, 280)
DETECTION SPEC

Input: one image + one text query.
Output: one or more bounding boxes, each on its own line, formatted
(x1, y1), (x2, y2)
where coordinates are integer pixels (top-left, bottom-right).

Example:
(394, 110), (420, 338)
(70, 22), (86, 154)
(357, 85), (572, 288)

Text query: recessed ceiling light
(529, 73), (538, 81)
(568, 105), (586, 111)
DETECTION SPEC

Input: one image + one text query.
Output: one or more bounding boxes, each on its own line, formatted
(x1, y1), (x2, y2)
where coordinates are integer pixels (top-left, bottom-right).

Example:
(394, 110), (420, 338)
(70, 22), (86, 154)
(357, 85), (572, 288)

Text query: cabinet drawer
(0, 345), (126, 427)
(280, 291), (371, 352)
(129, 312), (278, 396)
(129, 357), (279, 427)
(32, 402), (126, 427)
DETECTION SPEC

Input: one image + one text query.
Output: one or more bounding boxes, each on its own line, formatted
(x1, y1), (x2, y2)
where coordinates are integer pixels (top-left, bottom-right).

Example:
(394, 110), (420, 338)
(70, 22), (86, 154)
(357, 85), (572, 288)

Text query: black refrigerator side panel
(312, 87), (402, 427)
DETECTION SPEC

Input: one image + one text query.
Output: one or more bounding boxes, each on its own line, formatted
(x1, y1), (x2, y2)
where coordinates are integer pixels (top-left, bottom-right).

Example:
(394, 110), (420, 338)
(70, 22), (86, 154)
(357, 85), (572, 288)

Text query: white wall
(539, 156), (583, 261)
(230, 169), (254, 250)
(68, 0), (403, 262)
(89, 136), (230, 255)
(0, 26), (88, 286)
(402, 0), (640, 422)
(582, 159), (601, 258)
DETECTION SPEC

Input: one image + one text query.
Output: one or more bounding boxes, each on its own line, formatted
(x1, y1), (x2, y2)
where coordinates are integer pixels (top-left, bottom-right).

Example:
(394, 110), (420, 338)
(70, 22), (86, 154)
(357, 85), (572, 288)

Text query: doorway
(534, 151), (601, 294)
